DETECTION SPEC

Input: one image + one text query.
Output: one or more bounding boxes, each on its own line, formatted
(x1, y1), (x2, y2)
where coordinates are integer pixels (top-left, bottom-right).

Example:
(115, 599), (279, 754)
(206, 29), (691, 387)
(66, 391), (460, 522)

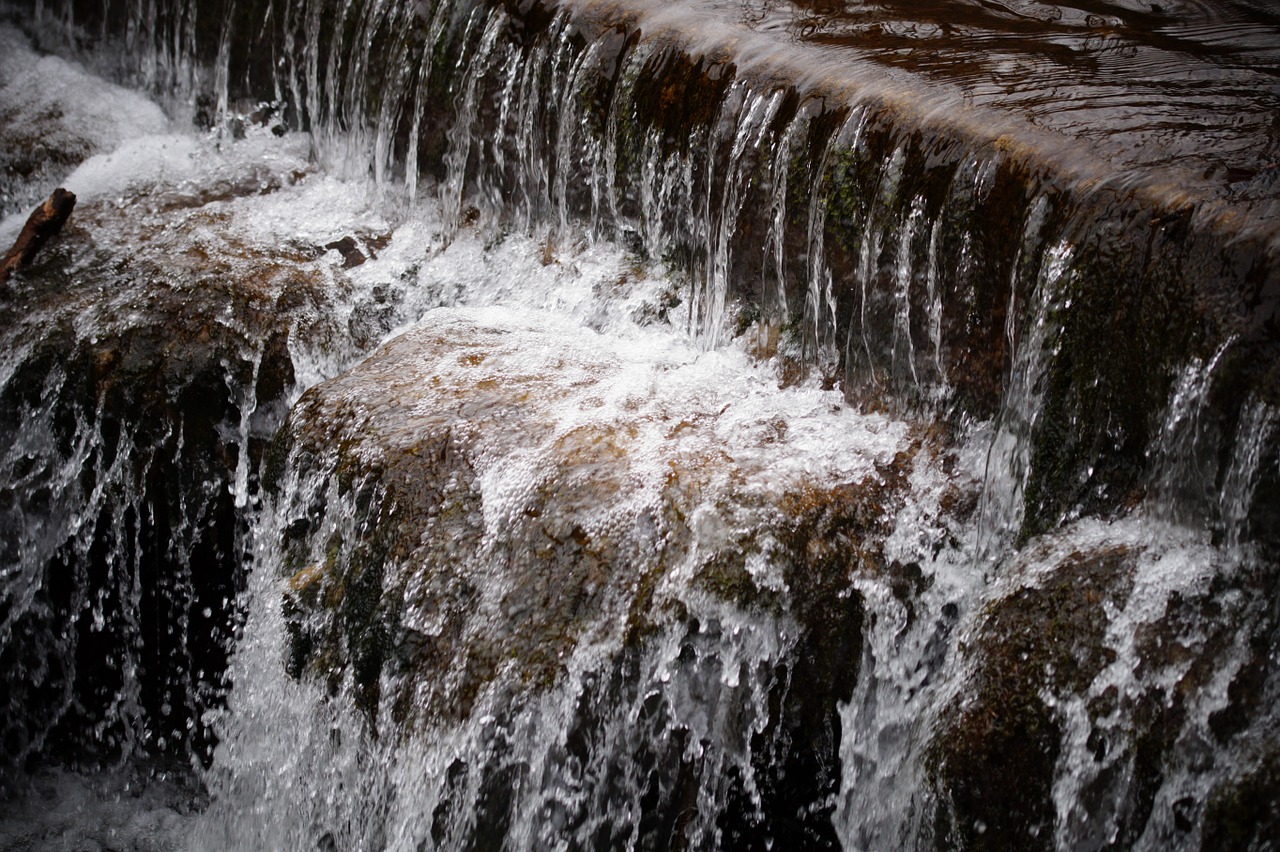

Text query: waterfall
(1, 0), (1278, 849)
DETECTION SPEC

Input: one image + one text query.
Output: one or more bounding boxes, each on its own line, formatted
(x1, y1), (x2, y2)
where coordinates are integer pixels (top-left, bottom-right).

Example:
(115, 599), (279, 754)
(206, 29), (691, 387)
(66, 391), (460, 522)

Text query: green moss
(692, 544), (779, 614)
(260, 420), (292, 497)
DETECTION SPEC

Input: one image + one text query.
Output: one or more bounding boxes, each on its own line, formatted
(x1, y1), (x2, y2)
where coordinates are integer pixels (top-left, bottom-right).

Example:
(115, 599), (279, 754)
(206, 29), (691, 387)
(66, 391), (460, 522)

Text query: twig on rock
(0, 188), (77, 286)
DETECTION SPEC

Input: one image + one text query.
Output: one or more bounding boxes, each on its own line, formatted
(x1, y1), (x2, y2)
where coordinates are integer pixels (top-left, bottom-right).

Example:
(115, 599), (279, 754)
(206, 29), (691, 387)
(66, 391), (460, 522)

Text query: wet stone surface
(1, 1), (1278, 848)
(927, 524), (1279, 851)
(0, 164), (365, 779)
(271, 307), (925, 845)
(691, 0), (1280, 200)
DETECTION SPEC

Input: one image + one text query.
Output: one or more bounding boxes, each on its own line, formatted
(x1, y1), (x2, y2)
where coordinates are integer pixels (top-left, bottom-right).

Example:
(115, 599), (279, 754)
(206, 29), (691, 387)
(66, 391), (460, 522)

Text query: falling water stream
(1, 0), (1278, 849)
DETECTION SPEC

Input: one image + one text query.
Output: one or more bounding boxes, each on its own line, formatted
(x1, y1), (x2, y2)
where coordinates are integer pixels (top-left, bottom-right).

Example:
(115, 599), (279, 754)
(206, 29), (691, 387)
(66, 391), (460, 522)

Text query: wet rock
(272, 309), (919, 846)
(929, 545), (1133, 851)
(1202, 736), (1280, 852)
(322, 232), (392, 270)
(927, 529), (1278, 850)
(38, 0), (1280, 555)
(0, 173), (355, 780)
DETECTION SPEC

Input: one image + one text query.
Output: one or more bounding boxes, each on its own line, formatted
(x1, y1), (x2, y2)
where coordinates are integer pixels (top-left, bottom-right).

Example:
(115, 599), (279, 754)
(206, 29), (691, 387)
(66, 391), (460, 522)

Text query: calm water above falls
(716, 0), (1280, 187)
(0, 1), (1278, 850)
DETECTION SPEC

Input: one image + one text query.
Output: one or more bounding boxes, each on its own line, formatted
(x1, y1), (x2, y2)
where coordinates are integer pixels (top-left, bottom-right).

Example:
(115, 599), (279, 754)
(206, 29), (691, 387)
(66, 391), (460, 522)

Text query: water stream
(1, 0), (1278, 849)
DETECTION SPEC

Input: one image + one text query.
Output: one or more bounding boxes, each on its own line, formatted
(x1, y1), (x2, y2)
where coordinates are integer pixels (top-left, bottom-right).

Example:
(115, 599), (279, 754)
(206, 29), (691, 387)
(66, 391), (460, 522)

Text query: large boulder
(267, 307), (929, 848)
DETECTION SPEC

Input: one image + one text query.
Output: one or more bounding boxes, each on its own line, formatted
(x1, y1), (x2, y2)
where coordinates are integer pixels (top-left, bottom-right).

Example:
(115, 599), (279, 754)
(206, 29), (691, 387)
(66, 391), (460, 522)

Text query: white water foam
(0, 22), (169, 218)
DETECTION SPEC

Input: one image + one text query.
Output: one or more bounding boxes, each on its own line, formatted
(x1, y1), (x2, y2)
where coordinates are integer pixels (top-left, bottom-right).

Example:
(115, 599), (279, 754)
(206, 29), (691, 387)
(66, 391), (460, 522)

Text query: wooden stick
(0, 188), (77, 286)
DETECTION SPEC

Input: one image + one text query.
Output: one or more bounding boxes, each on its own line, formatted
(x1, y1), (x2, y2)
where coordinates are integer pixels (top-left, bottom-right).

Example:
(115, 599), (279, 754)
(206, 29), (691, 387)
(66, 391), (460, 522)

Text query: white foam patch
(0, 27), (387, 260)
(0, 26), (167, 140)
(0, 23), (170, 226)
(55, 134), (214, 203)
(340, 299), (907, 524)
(6, 53), (169, 138)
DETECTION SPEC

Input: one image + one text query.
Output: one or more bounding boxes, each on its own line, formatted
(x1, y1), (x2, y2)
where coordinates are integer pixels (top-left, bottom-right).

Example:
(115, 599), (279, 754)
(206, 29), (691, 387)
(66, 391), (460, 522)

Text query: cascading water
(1, 0), (1278, 849)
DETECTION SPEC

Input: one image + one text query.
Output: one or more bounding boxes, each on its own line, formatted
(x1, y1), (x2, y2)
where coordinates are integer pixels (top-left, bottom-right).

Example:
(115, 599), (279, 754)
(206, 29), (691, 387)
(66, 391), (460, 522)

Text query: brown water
(742, 0), (1280, 179)
(584, 0), (1276, 218)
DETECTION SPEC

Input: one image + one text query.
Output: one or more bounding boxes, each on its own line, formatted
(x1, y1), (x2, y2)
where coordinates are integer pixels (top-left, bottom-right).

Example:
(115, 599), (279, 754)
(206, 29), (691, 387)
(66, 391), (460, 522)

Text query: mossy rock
(265, 302), (951, 846)
(927, 528), (1279, 851)
(272, 307), (921, 735)
(929, 545), (1135, 850)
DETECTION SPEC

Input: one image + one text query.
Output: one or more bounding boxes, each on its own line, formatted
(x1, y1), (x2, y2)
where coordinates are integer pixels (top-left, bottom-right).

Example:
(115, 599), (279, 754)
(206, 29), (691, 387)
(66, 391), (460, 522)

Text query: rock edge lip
(552, 0), (1280, 251)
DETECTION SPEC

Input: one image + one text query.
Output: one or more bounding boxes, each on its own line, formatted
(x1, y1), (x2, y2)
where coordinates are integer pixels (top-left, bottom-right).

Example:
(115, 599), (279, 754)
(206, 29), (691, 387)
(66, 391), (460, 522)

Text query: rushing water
(1, 0), (1278, 849)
